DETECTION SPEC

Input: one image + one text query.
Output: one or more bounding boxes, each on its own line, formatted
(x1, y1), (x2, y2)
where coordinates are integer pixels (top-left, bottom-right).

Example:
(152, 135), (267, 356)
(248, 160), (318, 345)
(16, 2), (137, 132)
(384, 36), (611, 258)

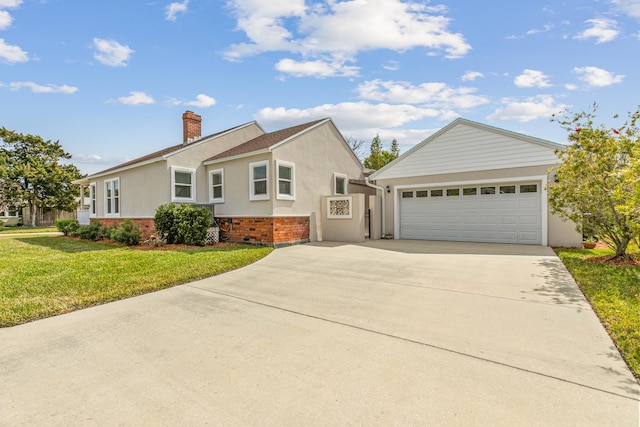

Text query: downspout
(365, 177), (386, 237)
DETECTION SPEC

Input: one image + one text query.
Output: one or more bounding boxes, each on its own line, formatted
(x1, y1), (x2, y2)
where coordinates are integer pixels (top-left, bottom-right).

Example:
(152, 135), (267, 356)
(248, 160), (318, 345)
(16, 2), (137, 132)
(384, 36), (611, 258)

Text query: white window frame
(89, 182), (97, 217)
(104, 177), (120, 218)
(171, 167), (196, 203)
(276, 160), (295, 200)
(249, 160), (269, 201)
(334, 172), (348, 195)
(209, 169), (224, 203)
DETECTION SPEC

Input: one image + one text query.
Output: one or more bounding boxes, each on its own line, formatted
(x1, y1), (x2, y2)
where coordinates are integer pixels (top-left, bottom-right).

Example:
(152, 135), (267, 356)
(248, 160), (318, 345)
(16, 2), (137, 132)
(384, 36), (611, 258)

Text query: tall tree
(363, 135), (400, 170)
(0, 128), (84, 227)
(549, 104), (640, 260)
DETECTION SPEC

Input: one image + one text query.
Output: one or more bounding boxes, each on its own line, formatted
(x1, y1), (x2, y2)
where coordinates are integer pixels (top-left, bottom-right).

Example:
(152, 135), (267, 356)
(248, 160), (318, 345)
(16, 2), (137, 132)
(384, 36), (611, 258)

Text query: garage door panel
(399, 182), (542, 245)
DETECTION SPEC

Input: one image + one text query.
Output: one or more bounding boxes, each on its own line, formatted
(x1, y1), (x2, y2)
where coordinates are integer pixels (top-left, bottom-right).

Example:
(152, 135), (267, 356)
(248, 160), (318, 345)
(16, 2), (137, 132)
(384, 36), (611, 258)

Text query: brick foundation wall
(90, 218), (156, 239)
(217, 216), (310, 246)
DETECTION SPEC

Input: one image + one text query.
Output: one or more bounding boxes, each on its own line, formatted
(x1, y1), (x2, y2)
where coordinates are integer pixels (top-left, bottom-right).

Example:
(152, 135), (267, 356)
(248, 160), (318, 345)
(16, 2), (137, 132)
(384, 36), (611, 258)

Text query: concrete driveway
(1, 240), (638, 425)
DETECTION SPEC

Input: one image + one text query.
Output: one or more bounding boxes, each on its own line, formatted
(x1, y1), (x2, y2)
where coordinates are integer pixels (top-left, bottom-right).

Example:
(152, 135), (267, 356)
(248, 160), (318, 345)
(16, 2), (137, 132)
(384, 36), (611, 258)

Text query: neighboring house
(0, 204), (22, 226)
(75, 111), (365, 246)
(368, 118), (581, 247)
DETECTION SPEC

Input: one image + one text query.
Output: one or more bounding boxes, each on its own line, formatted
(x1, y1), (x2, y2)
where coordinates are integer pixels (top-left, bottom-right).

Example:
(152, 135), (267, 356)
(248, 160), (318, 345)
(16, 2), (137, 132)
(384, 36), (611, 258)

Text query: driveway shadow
(522, 257), (587, 307)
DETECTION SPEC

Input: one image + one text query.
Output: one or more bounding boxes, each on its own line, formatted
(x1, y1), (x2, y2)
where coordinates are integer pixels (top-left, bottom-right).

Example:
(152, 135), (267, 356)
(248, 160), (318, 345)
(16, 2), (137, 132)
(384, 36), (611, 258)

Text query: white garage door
(399, 182), (542, 245)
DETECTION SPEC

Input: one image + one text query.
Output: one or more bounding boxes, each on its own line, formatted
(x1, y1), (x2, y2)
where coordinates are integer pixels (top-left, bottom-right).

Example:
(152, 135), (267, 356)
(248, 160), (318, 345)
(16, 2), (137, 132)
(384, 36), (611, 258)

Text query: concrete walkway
(1, 240), (638, 425)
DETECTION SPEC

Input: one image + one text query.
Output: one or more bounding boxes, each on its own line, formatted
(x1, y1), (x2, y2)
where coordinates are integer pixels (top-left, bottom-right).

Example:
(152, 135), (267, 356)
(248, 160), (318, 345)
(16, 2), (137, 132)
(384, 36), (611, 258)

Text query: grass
(555, 247), (640, 379)
(0, 226), (58, 234)
(0, 235), (273, 327)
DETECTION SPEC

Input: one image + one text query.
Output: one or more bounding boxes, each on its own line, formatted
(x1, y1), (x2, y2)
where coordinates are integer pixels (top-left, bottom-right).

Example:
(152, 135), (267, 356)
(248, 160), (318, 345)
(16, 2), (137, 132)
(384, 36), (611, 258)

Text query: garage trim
(392, 175), (548, 246)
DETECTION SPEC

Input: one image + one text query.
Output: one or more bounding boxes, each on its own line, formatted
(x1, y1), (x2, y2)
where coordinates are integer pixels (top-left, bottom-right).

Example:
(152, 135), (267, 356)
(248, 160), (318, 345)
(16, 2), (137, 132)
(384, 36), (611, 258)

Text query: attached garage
(399, 181), (542, 244)
(369, 118), (582, 248)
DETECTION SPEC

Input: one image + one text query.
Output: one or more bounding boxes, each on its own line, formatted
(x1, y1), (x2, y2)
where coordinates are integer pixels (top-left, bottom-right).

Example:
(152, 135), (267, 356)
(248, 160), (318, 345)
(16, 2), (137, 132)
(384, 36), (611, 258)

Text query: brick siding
(217, 216), (310, 247)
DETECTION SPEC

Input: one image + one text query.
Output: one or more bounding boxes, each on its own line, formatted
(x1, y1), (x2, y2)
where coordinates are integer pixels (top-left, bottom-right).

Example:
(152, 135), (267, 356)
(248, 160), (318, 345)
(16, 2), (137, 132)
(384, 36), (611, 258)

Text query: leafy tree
(0, 128), (84, 227)
(549, 104), (640, 260)
(363, 135), (400, 170)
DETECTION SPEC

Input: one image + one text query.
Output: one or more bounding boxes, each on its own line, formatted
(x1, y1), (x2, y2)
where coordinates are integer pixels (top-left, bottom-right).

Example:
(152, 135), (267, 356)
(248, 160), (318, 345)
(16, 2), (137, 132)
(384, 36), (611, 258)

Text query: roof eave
(85, 157), (166, 180)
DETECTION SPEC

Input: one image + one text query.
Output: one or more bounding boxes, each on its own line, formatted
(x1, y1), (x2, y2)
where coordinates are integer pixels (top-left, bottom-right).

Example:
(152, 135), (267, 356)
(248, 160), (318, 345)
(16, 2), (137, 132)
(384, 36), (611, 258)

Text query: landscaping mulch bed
(131, 242), (239, 251)
(584, 254), (640, 267)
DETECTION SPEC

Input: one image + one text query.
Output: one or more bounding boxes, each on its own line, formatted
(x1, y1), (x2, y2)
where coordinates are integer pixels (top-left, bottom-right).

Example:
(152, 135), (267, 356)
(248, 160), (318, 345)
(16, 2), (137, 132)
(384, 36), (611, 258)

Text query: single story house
(75, 111), (366, 246)
(367, 118), (581, 247)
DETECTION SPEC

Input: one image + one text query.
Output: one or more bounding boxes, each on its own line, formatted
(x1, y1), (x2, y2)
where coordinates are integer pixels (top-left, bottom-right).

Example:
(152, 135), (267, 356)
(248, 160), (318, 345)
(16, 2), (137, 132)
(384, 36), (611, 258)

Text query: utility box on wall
(320, 194), (365, 243)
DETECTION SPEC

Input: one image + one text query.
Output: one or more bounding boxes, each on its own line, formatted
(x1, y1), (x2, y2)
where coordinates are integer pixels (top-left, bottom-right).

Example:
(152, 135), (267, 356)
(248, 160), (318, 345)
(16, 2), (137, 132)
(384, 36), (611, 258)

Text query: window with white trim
(334, 173), (347, 195)
(104, 178), (120, 217)
(249, 160), (269, 201)
(172, 167), (196, 202)
(209, 169), (224, 203)
(89, 183), (96, 216)
(276, 160), (295, 200)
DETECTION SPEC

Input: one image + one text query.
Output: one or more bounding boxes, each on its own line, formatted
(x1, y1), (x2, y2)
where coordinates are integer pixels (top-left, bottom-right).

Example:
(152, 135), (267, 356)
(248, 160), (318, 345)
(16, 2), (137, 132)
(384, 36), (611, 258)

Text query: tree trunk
(28, 199), (37, 227)
(609, 236), (632, 262)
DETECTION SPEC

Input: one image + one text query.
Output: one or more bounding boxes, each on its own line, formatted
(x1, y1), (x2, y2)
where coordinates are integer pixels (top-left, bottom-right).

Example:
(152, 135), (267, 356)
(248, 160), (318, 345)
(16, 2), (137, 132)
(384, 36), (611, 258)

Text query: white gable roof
(370, 118), (565, 180)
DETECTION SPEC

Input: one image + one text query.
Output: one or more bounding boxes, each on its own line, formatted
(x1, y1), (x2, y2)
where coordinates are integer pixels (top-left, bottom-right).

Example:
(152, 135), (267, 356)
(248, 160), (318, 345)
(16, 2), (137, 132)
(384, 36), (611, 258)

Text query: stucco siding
(375, 123), (562, 180)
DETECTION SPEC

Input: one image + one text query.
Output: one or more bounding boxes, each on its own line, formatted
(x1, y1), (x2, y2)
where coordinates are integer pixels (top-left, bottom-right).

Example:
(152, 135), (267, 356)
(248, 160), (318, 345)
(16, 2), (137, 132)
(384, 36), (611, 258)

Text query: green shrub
(55, 218), (80, 236)
(77, 221), (109, 241)
(154, 203), (211, 246)
(154, 203), (180, 244)
(110, 219), (141, 246)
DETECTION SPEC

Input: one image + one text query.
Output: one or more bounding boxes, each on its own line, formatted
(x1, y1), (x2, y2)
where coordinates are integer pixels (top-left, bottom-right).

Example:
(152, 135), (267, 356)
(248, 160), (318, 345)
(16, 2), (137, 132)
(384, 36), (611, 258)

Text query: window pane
(446, 188), (459, 196)
(431, 189), (443, 197)
(402, 191), (413, 198)
(279, 180), (292, 195)
(254, 180), (267, 195)
(106, 182), (111, 198)
(213, 186), (222, 199)
(520, 184), (538, 193)
(175, 171), (191, 185)
(278, 165), (291, 180)
(416, 190), (428, 197)
(481, 186), (495, 195)
(253, 165), (266, 180)
(500, 185), (516, 194)
(211, 173), (222, 185)
(336, 177), (345, 194)
(463, 187), (477, 196)
(106, 198), (111, 214)
(175, 184), (191, 198)
(114, 198), (119, 213)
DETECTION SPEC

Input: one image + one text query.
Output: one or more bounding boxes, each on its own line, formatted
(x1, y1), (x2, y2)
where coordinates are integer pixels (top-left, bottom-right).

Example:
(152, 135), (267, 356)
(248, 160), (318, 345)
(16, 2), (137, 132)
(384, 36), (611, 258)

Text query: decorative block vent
(327, 196), (352, 219)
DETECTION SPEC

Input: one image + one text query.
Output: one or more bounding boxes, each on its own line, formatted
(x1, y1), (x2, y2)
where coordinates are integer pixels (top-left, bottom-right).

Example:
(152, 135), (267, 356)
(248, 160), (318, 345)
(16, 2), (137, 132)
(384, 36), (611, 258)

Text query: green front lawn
(0, 226), (58, 234)
(0, 236), (273, 327)
(555, 247), (640, 379)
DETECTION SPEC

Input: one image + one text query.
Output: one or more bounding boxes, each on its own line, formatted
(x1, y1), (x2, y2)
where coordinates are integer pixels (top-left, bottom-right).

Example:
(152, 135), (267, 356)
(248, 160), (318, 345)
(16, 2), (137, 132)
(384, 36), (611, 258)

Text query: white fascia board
(86, 157), (165, 181)
(203, 149), (271, 166)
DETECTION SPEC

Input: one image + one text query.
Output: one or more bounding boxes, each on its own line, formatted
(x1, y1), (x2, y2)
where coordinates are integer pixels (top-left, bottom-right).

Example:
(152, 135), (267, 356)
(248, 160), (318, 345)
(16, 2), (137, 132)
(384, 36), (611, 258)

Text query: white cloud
(514, 69), (552, 88)
(565, 83), (578, 90)
(609, 0), (640, 18)
(166, 0), (189, 22)
(92, 38), (134, 67)
(5, 81), (78, 93)
(573, 66), (624, 86)
(275, 58), (359, 77)
(356, 79), (490, 109)
(486, 95), (567, 122)
(0, 38), (27, 63)
(382, 60), (400, 71)
(0, 10), (12, 30)
(461, 71), (483, 82)
(0, 1), (23, 7)
(574, 18), (619, 43)
(117, 91), (155, 105)
(185, 94), (216, 108)
(225, 0), (471, 67)
(255, 101), (456, 132)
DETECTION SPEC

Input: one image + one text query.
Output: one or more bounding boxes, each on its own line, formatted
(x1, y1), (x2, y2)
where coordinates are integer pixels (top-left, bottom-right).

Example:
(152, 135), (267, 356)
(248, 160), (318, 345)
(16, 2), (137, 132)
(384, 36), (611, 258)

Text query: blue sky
(1, 0), (638, 174)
